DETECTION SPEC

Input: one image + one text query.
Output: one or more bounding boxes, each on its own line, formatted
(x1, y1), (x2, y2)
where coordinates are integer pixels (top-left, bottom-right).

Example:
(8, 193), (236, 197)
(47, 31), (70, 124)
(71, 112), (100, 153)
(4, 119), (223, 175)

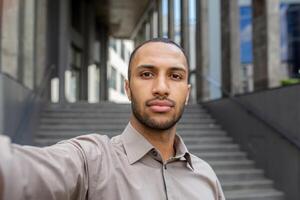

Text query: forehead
(131, 42), (188, 69)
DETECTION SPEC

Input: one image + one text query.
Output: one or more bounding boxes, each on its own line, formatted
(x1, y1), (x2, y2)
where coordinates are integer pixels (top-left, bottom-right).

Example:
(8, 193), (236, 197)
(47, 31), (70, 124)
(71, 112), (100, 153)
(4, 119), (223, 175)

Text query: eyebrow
(136, 64), (187, 73)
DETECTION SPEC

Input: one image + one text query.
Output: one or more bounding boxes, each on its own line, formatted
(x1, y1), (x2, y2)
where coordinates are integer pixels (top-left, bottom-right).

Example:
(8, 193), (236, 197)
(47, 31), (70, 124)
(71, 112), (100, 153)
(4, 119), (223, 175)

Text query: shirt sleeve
(0, 135), (88, 200)
(216, 179), (226, 200)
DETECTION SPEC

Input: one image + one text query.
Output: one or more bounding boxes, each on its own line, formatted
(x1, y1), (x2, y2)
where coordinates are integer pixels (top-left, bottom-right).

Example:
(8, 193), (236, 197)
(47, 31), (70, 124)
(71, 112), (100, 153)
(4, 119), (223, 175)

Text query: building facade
(0, 0), (299, 199)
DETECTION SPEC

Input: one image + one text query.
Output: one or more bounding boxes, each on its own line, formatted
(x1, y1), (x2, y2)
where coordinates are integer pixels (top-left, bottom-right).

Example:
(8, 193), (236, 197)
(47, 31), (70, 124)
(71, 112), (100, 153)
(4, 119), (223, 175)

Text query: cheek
(172, 85), (189, 101)
(131, 81), (152, 95)
(131, 83), (150, 102)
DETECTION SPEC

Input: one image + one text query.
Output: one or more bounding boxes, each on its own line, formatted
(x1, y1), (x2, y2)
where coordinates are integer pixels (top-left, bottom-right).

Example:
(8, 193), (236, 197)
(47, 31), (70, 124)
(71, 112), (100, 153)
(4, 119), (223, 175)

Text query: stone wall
(204, 84), (300, 200)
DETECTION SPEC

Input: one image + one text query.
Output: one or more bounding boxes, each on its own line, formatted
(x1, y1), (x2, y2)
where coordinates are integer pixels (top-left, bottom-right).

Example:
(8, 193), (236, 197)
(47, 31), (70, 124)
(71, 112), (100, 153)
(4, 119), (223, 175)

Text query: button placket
(162, 163), (169, 200)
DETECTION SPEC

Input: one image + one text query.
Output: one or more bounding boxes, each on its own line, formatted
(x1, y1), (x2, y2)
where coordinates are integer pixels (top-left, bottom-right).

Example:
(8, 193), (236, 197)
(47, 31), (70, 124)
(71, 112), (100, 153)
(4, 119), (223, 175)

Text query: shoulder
(58, 134), (110, 159)
(64, 133), (110, 148)
(189, 153), (218, 178)
(67, 133), (110, 146)
(189, 153), (225, 197)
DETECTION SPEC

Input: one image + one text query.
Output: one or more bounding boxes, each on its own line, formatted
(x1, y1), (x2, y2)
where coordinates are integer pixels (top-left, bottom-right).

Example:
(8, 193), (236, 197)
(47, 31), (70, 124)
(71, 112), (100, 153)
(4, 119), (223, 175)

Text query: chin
(145, 117), (178, 131)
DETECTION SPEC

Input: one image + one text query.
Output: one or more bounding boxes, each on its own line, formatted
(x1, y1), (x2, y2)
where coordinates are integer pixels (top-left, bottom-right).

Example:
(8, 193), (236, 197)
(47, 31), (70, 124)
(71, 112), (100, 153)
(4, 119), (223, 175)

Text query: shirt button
(151, 150), (158, 157)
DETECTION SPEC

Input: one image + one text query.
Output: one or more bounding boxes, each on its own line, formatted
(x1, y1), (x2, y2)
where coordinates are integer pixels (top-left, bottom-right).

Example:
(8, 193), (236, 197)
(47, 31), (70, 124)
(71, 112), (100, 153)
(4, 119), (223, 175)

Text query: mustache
(145, 97), (176, 107)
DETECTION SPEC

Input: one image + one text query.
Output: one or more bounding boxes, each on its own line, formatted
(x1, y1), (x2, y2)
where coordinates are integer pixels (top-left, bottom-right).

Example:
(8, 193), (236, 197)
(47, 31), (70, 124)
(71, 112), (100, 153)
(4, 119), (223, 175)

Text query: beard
(131, 95), (186, 131)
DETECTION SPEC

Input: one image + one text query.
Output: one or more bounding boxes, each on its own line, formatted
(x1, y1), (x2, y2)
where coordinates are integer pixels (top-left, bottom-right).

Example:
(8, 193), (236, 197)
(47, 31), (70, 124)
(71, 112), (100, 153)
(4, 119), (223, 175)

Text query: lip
(147, 99), (175, 113)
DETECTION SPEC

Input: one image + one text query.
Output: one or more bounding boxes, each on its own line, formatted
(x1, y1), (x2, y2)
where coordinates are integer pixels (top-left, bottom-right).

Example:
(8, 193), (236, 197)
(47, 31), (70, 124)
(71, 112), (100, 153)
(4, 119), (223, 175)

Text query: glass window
(51, 77), (59, 103)
(71, 0), (82, 33)
(88, 64), (100, 103)
(121, 42), (125, 60)
(120, 75), (125, 94)
(162, 0), (168, 37)
(286, 4), (300, 78)
(65, 70), (80, 102)
(189, 0), (196, 71)
(152, 11), (158, 38)
(109, 38), (117, 52)
(71, 45), (82, 69)
(94, 40), (101, 63)
(174, 0), (181, 44)
(66, 45), (82, 102)
(109, 66), (117, 90)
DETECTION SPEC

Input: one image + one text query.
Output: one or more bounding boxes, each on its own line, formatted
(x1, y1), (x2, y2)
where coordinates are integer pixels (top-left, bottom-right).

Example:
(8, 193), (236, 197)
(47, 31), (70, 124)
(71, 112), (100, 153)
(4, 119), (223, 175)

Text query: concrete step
(216, 169), (265, 182)
(208, 160), (255, 170)
(225, 189), (284, 200)
(179, 130), (227, 137)
(43, 108), (131, 112)
(188, 144), (240, 153)
(41, 112), (131, 118)
(221, 179), (274, 191)
(194, 151), (248, 161)
(183, 136), (233, 144)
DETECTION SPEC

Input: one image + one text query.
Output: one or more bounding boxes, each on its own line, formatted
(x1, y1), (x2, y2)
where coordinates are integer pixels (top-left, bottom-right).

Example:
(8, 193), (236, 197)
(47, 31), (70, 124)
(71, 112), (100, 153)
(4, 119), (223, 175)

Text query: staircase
(35, 102), (285, 200)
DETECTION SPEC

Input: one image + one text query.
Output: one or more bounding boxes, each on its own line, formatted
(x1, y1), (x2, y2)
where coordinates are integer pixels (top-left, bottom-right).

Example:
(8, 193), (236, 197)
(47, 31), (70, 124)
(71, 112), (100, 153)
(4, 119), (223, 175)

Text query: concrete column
(134, 36), (138, 48)
(252, 0), (281, 90)
(1, 0), (20, 79)
(80, 1), (93, 101)
(17, 0), (25, 83)
(181, 0), (189, 57)
(152, 10), (158, 38)
(99, 26), (108, 101)
(145, 22), (151, 41)
(221, 0), (241, 96)
(0, 0), (3, 72)
(134, 28), (141, 47)
(149, 11), (154, 38)
(58, 0), (70, 103)
(34, 0), (48, 91)
(195, 0), (210, 102)
(157, 0), (163, 37)
(21, 0), (35, 89)
(168, 0), (175, 40)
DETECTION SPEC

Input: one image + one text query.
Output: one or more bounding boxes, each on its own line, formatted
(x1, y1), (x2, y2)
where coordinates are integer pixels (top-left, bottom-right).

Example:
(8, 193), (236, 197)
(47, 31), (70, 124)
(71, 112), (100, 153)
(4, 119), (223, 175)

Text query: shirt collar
(174, 135), (194, 170)
(121, 123), (194, 170)
(121, 123), (154, 165)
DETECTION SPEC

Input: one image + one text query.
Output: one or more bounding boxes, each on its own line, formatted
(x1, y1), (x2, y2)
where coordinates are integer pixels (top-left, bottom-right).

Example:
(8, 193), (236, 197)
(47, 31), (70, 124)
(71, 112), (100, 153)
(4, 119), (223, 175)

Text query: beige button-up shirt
(0, 123), (225, 200)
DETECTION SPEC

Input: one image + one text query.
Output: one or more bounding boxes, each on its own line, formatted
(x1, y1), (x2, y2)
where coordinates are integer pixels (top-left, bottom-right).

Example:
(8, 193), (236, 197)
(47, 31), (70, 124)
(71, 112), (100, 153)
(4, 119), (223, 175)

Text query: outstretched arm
(0, 166), (3, 200)
(0, 135), (88, 200)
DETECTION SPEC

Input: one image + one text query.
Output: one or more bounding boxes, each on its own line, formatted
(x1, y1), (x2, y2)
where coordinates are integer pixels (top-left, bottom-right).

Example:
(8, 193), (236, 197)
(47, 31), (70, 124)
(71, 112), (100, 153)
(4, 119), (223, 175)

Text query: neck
(130, 116), (176, 161)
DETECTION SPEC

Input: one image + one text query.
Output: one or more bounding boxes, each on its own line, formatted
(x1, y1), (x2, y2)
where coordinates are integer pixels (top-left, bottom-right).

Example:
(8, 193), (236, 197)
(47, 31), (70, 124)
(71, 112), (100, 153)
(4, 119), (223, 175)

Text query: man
(0, 38), (225, 200)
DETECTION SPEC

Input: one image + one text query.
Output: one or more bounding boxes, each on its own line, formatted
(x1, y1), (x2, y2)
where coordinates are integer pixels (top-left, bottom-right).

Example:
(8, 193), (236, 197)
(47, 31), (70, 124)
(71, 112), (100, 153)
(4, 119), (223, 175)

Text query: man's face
(125, 42), (190, 131)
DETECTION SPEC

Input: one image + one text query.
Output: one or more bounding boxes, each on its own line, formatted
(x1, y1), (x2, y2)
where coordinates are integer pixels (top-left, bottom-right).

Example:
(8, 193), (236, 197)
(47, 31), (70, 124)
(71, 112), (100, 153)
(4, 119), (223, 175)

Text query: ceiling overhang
(95, 0), (151, 39)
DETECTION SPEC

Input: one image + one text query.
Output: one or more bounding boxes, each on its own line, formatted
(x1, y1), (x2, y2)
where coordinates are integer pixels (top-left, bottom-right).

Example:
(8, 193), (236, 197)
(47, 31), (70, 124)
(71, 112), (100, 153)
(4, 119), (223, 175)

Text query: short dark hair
(128, 38), (189, 80)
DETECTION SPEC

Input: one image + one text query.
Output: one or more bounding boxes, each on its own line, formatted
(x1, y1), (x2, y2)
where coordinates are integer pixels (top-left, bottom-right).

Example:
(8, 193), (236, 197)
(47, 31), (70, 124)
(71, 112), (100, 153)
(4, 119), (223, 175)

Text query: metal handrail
(13, 65), (55, 142)
(198, 73), (300, 150)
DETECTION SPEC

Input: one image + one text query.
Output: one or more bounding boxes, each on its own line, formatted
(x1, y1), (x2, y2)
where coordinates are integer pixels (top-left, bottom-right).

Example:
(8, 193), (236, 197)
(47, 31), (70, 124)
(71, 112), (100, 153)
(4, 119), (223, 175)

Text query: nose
(152, 75), (170, 97)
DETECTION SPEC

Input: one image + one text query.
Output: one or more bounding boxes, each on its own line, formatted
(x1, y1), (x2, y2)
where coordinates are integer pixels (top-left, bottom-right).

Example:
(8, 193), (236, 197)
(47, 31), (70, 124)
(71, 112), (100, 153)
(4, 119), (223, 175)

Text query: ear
(125, 79), (132, 101)
(185, 84), (191, 105)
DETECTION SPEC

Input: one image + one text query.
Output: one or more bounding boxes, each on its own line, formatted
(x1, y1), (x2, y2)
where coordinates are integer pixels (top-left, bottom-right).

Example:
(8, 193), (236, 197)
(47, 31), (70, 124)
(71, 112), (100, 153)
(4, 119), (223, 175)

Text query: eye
(170, 73), (183, 81)
(140, 71), (154, 79)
